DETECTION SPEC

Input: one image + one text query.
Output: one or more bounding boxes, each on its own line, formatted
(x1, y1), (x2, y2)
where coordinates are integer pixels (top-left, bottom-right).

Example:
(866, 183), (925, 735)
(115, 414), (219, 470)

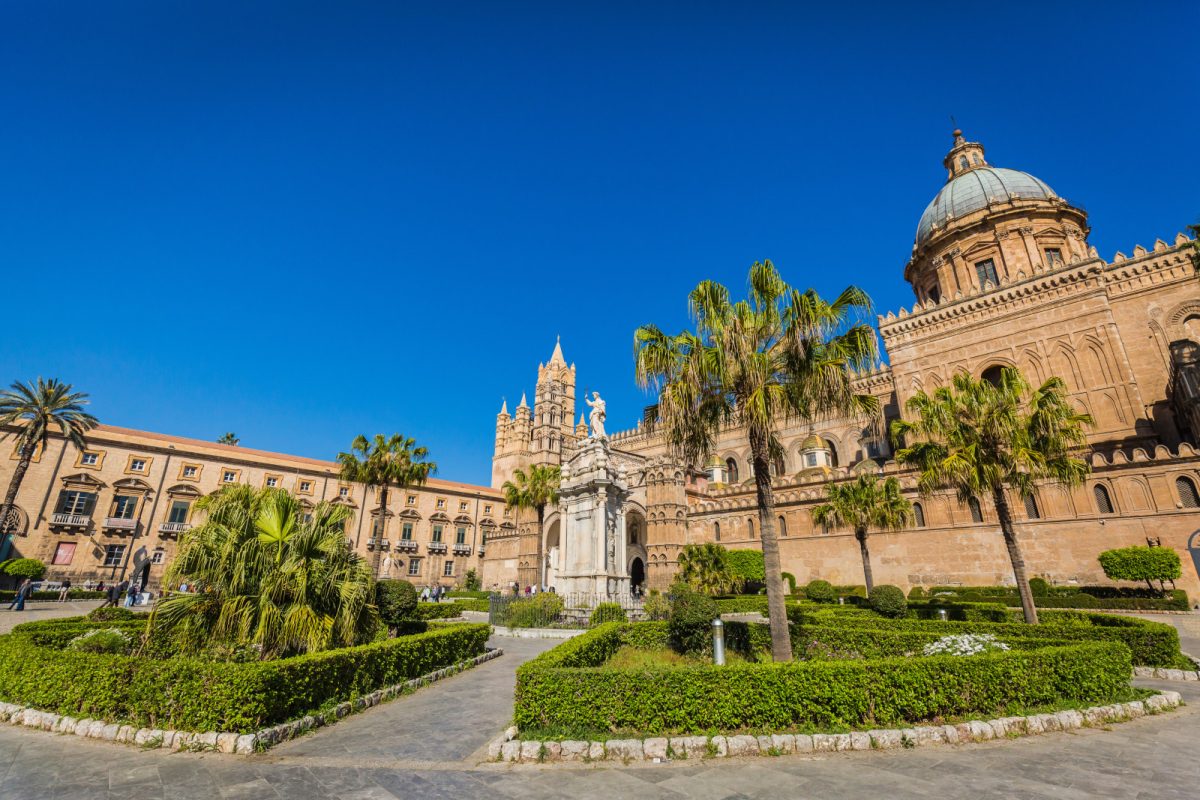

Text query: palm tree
(149, 485), (377, 658)
(337, 434), (436, 574)
(0, 378), (98, 551)
(501, 464), (561, 589)
(676, 542), (739, 595)
(635, 260), (879, 661)
(217, 432), (240, 446)
(810, 473), (912, 593)
(891, 367), (1092, 624)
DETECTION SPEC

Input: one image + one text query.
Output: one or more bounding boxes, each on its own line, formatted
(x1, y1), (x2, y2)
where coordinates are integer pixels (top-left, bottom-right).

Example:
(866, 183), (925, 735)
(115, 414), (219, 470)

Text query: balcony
(427, 541), (447, 554)
(477, 547), (486, 557)
(104, 517), (137, 531)
(51, 513), (90, 528)
(395, 539), (419, 553)
(159, 521), (191, 536)
(366, 538), (390, 552)
(452, 543), (472, 556)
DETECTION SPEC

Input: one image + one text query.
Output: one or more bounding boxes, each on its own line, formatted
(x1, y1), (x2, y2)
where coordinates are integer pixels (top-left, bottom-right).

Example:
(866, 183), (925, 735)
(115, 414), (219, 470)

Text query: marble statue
(586, 391), (607, 439)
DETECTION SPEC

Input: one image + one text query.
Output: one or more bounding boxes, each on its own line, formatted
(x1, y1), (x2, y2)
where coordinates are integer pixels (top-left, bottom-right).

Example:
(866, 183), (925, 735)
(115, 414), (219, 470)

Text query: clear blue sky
(2, 2), (1197, 486)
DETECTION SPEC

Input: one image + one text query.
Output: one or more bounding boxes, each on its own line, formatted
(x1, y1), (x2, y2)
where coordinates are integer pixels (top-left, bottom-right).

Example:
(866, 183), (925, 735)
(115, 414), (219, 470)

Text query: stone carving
(586, 392), (607, 439)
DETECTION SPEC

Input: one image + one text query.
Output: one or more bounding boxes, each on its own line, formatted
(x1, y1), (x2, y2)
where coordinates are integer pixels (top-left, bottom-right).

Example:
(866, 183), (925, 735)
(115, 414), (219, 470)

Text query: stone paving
(0, 633), (1198, 799)
(0, 600), (104, 635)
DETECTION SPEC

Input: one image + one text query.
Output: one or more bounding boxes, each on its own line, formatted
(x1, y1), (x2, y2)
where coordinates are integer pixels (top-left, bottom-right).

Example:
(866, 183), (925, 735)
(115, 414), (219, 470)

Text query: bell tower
(491, 338), (579, 488)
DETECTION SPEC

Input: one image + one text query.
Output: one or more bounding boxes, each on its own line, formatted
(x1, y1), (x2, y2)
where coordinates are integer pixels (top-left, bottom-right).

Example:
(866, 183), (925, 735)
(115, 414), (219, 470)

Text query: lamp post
(711, 618), (726, 665)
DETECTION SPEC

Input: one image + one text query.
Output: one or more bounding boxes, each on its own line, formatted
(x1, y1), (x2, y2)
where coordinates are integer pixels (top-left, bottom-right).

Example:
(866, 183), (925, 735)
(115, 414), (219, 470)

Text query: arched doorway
(630, 556), (645, 594)
(1188, 530), (1200, 588)
(544, 519), (561, 590)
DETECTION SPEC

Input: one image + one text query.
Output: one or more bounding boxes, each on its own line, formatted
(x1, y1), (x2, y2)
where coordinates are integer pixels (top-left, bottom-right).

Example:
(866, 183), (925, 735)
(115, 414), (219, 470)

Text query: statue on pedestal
(586, 391), (607, 439)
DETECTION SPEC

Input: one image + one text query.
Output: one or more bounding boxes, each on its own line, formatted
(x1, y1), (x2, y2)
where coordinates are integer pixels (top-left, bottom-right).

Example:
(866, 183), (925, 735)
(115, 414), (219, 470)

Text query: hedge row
(0, 590), (106, 602)
(786, 607), (1183, 667)
(514, 622), (1132, 735)
(446, 590), (492, 600)
(450, 598), (490, 613)
(0, 620), (490, 733)
(915, 585), (1189, 611)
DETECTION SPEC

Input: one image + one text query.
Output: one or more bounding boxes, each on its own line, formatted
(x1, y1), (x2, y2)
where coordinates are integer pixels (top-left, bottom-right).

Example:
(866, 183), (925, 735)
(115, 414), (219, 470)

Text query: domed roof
(799, 434), (828, 451)
(916, 167), (1056, 246)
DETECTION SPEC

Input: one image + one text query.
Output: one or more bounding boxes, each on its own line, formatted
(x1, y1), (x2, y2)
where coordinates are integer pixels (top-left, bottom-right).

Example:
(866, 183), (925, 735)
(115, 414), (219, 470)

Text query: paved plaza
(0, 627), (1198, 800)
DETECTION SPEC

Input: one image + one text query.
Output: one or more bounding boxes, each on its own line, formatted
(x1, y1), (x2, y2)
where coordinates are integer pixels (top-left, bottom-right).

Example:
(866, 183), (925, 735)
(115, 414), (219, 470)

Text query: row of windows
(396, 557), (456, 577)
(51, 541), (165, 568)
(373, 521), (477, 544)
(925, 248), (1064, 304)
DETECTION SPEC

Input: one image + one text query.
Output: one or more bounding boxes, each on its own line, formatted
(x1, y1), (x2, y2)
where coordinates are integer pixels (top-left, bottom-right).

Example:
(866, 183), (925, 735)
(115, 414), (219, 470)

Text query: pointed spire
(549, 335), (566, 366)
(499, 398), (509, 416)
(517, 392), (528, 408)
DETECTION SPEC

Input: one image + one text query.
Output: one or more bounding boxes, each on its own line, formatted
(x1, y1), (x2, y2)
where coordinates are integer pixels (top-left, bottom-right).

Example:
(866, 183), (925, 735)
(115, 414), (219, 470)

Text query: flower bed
(0, 617), (489, 733)
(513, 622), (1133, 736)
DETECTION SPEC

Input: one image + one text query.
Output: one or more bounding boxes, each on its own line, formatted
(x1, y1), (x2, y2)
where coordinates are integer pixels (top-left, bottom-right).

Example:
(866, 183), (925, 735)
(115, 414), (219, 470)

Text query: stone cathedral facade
(483, 130), (1200, 597)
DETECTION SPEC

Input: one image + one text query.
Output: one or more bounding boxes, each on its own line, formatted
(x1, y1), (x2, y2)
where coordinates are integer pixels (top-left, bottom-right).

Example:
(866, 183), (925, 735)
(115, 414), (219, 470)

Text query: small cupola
(943, 129), (989, 179)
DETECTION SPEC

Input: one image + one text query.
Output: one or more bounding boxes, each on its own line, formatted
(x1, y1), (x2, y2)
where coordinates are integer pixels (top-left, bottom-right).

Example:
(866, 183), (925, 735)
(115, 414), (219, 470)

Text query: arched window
(1094, 484), (1114, 515)
(1024, 494), (1040, 520)
(725, 458), (739, 484)
(1177, 476), (1200, 509)
(777, 515), (787, 537)
(981, 365), (1005, 386)
(824, 440), (839, 468)
(713, 521), (721, 542)
(772, 455), (785, 477)
(747, 518), (755, 539)
(968, 496), (983, 523)
(912, 502), (925, 527)
(959, 156), (969, 170)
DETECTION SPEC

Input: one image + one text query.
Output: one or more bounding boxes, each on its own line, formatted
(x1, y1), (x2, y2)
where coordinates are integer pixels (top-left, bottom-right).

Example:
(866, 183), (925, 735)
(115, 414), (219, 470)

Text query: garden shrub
(87, 607), (142, 622)
(66, 628), (134, 655)
(463, 568), (482, 591)
(868, 584), (907, 618)
(449, 598), (489, 613)
(643, 592), (671, 621)
(446, 590), (491, 600)
(907, 586), (928, 600)
(590, 603), (628, 626)
(0, 619), (489, 733)
(0, 590), (105, 602)
(1028, 577), (1050, 596)
(2, 558), (46, 580)
(805, 579), (834, 603)
(922, 583), (1189, 611)
(669, 590), (718, 655)
(416, 602), (466, 620)
(726, 549), (765, 592)
(376, 580), (419, 627)
(514, 622), (1132, 735)
(503, 592), (565, 628)
(1098, 546), (1182, 590)
(781, 572), (797, 594)
(905, 601), (1010, 622)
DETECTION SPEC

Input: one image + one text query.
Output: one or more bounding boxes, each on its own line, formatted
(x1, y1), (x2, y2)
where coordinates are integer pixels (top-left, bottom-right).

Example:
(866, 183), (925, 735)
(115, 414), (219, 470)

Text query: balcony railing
(51, 513), (90, 528)
(104, 517), (137, 531)
(367, 538), (391, 551)
(159, 521), (192, 535)
(452, 543), (472, 556)
(427, 541), (447, 554)
(477, 547), (486, 557)
(395, 539), (419, 553)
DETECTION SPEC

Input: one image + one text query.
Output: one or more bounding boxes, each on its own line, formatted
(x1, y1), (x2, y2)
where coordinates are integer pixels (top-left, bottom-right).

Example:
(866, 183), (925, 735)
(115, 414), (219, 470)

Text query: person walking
(57, 578), (72, 602)
(6, 579), (33, 611)
(100, 582), (119, 608)
(420, 585), (430, 602)
(124, 581), (139, 608)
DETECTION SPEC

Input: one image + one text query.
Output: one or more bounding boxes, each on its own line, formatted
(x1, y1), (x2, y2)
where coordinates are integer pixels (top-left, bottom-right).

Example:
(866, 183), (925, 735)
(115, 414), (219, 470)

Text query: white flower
(922, 633), (1010, 657)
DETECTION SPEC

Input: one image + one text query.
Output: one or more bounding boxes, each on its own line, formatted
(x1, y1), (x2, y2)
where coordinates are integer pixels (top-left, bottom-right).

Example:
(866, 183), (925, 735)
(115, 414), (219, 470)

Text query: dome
(799, 434), (827, 451)
(916, 167), (1056, 246)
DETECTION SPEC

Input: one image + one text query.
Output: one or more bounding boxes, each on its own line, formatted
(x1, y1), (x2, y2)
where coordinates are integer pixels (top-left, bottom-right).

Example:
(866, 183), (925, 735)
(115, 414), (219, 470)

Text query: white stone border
(0, 647), (503, 755)
(488, 691), (1183, 764)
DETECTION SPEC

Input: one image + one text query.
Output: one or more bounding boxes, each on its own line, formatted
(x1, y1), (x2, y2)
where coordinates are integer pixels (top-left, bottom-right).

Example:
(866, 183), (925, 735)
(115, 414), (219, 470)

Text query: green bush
(907, 586), (928, 600)
(66, 628), (134, 655)
(590, 603), (628, 626)
(450, 598), (489, 613)
(514, 622), (1132, 735)
(446, 590), (491, 600)
(0, 590), (105, 602)
(805, 579), (835, 603)
(922, 584), (1189, 611)
(781, 572), (797, 594)
(503, 593), (565, 628)
(376, 580), (419, 627)
(463, 568), (482, 591)
(2, 558), (45, 580)
(416, 602), (465, 620)
(87, 607), (142, 623)
(668, 590), (718, 655)
(1098, 546), (1182, 588)
(1029, 577), (1050, 596)
(868, 585), (907, 618)
(643, 593), (671, 621)
(905, 601), (1011, 622)
(726, 549), (765, 590)
(0, 619), (489, 733)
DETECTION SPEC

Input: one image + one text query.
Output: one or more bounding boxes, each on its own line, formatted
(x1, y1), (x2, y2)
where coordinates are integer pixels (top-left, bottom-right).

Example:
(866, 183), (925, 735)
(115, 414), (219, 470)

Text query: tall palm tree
(149, 485), (377, 658)
(337, 434), (436, 574)
(0, 378), (98, 551)
(501, 464), (561, 589)
(810, 473), (912, 593)
(891, 367), (1092, 624)
(635, 260), (878, 661)
(676, 542), (739, 595)
(217, 432), (240, 446)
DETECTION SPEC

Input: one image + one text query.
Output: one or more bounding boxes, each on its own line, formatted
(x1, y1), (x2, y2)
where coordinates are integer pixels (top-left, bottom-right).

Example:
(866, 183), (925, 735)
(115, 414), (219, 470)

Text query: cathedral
(483, 130), (1200, 597)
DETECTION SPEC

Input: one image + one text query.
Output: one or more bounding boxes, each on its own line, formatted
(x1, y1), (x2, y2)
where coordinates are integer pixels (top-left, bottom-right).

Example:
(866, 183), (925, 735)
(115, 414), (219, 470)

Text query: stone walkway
(0, 634), (1198, 799)
(0, 600), (104, 634)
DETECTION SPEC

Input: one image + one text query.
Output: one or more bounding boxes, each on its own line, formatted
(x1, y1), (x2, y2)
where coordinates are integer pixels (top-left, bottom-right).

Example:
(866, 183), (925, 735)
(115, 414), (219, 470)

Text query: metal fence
(489, 591), (645, 629)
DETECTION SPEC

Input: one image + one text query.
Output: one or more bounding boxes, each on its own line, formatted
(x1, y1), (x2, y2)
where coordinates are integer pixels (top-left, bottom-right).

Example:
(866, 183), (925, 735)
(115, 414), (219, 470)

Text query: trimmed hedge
(450, 598), (489, 613)
(0, 620), (489, 733)
(514, 622), (1132, 735)
(918, 585), (1189, 611)
(416, 602), (477, 619)
(0, 590), (106, 602)
(446, 590), (492, 600)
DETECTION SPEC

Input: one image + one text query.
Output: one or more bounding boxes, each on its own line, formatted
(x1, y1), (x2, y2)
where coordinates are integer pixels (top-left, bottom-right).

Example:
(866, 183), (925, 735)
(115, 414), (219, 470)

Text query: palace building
(4, 130), (1200, 595)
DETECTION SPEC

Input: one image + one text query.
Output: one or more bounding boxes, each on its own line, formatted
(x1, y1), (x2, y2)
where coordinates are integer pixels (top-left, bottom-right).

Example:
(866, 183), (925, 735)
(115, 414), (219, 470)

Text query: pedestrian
(6, 579), (33, 611)
(57, 578), (72, 603)
(124, 581), (139, 608)
(97, 581), (106, 594)
(420, 585), (430, 602)
(101, 582), (119, 608)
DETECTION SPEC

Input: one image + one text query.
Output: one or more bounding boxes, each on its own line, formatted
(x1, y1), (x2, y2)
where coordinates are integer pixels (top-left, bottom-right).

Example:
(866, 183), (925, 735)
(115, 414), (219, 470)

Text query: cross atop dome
(943, 128), (989, 180)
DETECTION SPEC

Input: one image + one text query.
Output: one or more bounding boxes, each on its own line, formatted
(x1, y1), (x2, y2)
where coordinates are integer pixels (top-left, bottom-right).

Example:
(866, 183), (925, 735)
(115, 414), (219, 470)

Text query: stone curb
(1133, 666), (1200, 681)
(0, 647), (503, 755)
(490, 691), (1182, 764)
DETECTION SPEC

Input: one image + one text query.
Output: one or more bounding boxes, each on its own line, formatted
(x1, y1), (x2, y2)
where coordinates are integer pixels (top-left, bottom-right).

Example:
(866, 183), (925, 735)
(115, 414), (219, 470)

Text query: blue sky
(2, 1), (1197, 486)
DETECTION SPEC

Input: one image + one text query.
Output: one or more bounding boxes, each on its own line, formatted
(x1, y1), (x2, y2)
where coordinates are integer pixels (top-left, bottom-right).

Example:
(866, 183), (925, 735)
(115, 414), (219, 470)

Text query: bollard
(937, 608), (948, 621)
(712, 619), (726, 665)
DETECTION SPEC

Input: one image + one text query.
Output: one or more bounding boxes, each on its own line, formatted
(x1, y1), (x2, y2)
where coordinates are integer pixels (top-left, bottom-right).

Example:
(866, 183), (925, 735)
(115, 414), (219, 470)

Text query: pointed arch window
(967, 496), (983, 523)
(747, 518), (755, 539)
(1024, 494), (1040, 520)
(912, 502), (925, 528)
(714, 521), (721, 542)
(1176, 476), (1199, 509)
(777, 515), (787, 537)
(772, 455), (785, 477)
(725, 458), (739, 484)
(1093, 484), (1114, 515)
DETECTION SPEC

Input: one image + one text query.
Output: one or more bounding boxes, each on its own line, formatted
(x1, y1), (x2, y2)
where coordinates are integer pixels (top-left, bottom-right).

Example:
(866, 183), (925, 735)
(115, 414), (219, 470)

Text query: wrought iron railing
(488, 591), (645, 629)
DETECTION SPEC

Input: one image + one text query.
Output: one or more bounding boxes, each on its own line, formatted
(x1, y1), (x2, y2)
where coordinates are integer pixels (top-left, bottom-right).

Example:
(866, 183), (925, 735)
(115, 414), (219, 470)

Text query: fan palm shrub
(148, 485), (378, 659)
(635, 260), (878, 661)
(338, 434), (436, 574)
(0, 378), (97, 552)
(676, 542), (740, 595)
(501, 464), (561, 588)
(810, 473), (912, 593)
(891, 367), (1092, 624)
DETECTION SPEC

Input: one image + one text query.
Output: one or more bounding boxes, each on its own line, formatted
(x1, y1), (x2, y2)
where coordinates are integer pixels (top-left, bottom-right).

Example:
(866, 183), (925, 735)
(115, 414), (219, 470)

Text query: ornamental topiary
(908, 586), (928, 600)
(1098, 546), (1182, 593)
(590, 602), (628, 626)
(805, 579), (835, 603)
(3, 558), (46, 580)
(1028, 577), (1050, 596)
(668, 589), (719, 655)
(868, 584), (907, 618)
(376, 579), (419, 629)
